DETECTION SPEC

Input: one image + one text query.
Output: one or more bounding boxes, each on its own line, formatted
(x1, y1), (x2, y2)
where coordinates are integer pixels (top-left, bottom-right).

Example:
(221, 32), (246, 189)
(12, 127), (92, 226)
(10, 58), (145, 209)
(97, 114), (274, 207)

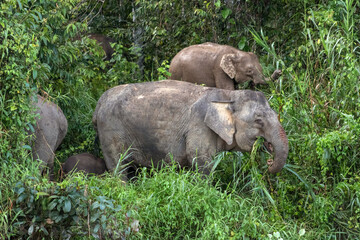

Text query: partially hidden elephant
(31, 95), (68, 180)
(93, 80), (288, 178)
(62, 153), (107, 176)
(169, 42), (281, 90)
(73, 33), (115, 60)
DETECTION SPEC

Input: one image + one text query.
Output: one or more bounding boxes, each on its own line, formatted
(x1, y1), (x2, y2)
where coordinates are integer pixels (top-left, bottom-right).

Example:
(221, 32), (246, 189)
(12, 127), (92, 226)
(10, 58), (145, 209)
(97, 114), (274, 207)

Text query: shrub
(11, 175), (131, 239)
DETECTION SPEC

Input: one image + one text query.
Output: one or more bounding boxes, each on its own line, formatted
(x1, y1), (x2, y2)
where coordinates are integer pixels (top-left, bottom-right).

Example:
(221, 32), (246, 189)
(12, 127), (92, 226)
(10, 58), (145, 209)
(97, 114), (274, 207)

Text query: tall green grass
(251, 0), (360, 238)
(82, 164), (316, 239)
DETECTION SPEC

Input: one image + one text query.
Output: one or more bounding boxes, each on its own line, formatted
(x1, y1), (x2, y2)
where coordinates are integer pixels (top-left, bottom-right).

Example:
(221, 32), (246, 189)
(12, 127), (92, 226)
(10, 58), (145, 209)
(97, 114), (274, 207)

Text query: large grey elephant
(93, 80), (288, 177)
(169, 42), (281, 90)
(62, 153), (107, 176)
(31, 95), (68, 179)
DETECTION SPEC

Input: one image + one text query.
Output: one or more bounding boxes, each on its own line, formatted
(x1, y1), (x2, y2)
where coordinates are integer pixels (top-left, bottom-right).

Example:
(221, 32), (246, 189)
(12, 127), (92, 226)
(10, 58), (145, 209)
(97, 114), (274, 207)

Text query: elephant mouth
(263, 141), (276, 168)
(263, 141), (273, 153)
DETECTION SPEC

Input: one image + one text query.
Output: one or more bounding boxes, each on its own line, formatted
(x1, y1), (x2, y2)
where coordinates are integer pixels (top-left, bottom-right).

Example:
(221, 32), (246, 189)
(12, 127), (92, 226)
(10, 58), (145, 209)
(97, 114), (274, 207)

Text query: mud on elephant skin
(30, 95), (68, 180)
(169, 42), (281, 90)
(93, 80), (288, 178)
(62, 153), (107, 177)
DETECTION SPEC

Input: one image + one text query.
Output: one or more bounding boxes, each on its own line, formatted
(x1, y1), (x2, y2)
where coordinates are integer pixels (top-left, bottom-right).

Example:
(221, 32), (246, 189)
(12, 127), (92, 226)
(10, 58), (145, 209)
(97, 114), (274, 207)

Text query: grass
(1, 0), (360, 239)
(1, 150), (359, 239)
(85, 164), (311, 240)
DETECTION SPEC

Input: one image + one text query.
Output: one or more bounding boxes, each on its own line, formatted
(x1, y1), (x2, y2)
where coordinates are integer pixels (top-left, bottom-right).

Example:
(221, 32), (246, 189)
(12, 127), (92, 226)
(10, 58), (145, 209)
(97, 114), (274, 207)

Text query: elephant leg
(98, 131), (134, 180)
(33, 132), (57, 180)
(214, 72), (235, 90)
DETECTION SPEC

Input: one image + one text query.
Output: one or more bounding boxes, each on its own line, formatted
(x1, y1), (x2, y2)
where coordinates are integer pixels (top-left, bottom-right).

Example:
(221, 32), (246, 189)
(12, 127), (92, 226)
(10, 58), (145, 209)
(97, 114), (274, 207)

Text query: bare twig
(87, 1), (105, 24)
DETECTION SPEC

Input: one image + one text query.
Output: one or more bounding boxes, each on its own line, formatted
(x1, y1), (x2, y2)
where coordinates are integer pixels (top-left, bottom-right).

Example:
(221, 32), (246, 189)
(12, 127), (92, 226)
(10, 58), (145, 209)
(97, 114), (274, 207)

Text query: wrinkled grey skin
(169, 42), (281, 90)
(74, 33), (115, 60)
(31, 95), (68, 180)
(62, 153), (107, 176)
(93, 80), (288, 177)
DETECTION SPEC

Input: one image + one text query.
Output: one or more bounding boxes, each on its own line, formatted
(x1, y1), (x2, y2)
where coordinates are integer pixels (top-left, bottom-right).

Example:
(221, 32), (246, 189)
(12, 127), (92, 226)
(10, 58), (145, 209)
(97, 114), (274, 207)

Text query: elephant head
(220, 52), (267, 85)
(204, 91), (288, 173)
(62, 153), (107, 177)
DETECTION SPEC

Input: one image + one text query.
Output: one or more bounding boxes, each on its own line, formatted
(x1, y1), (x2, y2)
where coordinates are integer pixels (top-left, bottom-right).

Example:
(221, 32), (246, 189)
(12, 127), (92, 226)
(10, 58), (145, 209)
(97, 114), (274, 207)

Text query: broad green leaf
(221, 8), (231, 19)
(92, 201), (100, 209)
(94, 223), (100, 233)
(40, 226), (49, 235)
(10, 105), (17, 111)
(63, 199), (71, 213)
(17, 187), (25, 195)
(30, 14), (38, 22)
(49, 201), (57, 210)
(36, 192), (49, 197)
(22, 145), (32, 150)
(32, 69), (37, 80)
(100, 203), (106, 210)
(28, 225), (34, 235)
(215, 0), (221, 8)
(90, 212), (100, 222)
(28, 123), (35, 133)
(16, 0), (22, 10)
(238, 36), (247, 50)
(16, 193), (27, 203)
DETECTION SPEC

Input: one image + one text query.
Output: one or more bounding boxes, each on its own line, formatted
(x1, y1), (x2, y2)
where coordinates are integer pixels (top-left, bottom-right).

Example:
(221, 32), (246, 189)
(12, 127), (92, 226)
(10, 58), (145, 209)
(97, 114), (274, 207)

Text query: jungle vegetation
(0, 0), (359, 239)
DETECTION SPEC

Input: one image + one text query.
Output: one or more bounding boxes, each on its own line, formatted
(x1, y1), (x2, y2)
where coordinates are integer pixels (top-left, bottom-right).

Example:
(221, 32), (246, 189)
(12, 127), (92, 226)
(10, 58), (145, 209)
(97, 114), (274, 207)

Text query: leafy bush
(11, 175), (133, 239)
(1, 0), (360, 239)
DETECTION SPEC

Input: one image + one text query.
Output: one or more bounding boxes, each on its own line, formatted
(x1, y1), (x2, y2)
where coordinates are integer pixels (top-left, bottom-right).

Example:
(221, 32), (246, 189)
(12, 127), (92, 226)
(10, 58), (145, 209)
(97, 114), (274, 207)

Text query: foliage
(249, 0), (360, 237)
(1, 0), (360, 239)
(10, 174), (136, 239)
(86, 164), (315, 239)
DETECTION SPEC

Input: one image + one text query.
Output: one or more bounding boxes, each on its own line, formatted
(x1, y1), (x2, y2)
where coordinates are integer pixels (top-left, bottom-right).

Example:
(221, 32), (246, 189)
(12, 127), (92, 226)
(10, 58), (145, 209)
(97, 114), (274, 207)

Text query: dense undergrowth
(1, 0), (360, 239)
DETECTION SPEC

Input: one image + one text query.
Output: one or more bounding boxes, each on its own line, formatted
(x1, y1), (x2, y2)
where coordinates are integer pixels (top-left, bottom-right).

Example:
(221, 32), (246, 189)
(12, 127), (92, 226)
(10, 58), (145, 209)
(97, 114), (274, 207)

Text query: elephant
(169, 42), (281, 90)
(73, 33), (115, 60)
(62, 153), (107, 176)
(30, 95), (68, 180)
(92, 80), (288, 178)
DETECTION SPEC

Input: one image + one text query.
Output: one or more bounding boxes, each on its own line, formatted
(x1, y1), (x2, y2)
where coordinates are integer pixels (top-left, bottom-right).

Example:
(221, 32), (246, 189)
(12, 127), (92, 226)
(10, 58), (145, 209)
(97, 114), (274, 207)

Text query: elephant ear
(204, 101), (235, 145)
(220, 54), (236, 79)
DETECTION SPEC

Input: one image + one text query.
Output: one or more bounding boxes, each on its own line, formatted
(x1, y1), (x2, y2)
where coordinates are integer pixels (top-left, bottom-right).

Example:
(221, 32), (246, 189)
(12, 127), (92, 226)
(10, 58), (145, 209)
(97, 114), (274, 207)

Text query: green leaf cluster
(12, 175), (124, 239)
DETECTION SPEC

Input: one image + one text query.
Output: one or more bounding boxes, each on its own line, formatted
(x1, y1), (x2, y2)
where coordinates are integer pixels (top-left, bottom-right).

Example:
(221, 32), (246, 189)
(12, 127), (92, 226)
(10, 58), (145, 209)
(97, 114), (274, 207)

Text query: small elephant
(93, 80), (288, 178)
(62, 153), (107, 176)
(30, 95), (68, 180)
(73, 33), (115, 60)
(169, 42), (281, 90)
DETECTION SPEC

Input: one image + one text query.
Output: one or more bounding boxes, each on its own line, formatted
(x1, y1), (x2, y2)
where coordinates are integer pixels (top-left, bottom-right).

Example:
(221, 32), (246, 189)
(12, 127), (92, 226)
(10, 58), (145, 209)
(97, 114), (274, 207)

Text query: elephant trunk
(271, 70), (282, 80)
(264, 70), (282, 82)
(266, 124), (288, 173)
